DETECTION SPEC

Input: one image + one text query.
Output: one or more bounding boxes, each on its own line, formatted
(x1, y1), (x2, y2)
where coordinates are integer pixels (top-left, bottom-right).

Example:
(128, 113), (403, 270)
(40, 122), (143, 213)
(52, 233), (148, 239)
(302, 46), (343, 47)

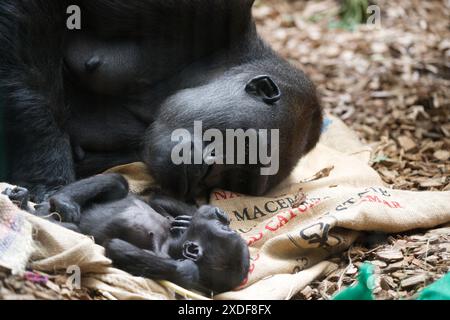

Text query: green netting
(333, 263), (450, 300)
(333, 263), (375, 300)
(417, 273), (450, 300)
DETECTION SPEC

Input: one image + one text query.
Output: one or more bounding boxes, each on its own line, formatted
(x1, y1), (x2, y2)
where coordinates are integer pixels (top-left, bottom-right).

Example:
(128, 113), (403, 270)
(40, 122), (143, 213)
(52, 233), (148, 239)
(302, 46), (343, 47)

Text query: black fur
(3, 174), (250, 293)
(0, 0), (323, 201)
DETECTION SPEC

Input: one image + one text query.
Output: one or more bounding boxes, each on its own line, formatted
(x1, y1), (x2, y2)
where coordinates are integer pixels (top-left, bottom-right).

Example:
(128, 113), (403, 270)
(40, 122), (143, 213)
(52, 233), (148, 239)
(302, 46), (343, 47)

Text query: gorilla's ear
(183, 241), (203, 261)
(245, 75), (281, 104)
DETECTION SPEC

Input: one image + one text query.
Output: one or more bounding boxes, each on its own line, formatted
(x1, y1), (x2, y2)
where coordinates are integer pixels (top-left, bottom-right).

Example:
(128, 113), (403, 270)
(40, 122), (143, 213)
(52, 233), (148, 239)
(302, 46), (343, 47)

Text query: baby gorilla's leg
(2, 186), (80, 232)
(47, 174), (129, 223)
(104, 238), (199, 288)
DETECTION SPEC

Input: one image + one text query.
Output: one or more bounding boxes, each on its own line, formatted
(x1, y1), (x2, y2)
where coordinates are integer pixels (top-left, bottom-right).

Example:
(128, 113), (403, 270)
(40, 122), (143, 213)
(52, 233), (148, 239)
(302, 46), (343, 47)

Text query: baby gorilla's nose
(182, 241), (202, 261)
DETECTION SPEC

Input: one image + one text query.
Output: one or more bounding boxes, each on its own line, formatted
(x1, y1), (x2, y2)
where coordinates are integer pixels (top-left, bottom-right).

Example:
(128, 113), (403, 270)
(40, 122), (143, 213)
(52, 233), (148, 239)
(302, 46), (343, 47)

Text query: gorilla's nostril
(245, 75), (281, 104)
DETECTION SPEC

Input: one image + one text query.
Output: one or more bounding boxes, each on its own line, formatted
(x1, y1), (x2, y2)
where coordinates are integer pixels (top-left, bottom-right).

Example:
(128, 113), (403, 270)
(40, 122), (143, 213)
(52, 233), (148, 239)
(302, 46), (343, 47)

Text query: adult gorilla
(0, 0), (322, 201)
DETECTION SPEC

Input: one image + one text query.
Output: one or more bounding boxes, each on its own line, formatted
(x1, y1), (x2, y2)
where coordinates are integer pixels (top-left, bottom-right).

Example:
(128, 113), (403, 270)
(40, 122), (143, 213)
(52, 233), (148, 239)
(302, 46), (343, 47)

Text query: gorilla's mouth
(182, 162), (213, 199)
(200, 164), (271, 196)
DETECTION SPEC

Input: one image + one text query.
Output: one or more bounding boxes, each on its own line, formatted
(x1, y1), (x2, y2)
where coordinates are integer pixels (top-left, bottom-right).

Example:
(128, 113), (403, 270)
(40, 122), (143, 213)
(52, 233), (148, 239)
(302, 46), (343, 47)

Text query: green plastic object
(333, 263), (450, 300)
(333, 263), (375, 300)
(417, 273), (450, 300)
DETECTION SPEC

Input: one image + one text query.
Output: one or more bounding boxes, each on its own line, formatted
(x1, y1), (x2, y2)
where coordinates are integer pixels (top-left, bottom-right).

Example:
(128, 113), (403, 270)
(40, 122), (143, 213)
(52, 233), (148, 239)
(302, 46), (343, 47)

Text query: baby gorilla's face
(142, 62), (322, 200)
(172, 205), (250, 293)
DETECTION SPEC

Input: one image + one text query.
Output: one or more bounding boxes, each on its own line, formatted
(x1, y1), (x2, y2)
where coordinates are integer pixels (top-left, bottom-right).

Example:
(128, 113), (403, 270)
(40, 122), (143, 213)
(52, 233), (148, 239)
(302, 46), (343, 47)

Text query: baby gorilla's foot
(48, 196), (81, 223)
(2, 187), (30, 210)
(170, 216), (192, 235)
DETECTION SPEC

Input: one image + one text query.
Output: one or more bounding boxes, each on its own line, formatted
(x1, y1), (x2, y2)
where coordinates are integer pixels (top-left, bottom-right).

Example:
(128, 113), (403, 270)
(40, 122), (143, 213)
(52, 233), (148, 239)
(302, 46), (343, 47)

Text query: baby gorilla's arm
(104, 238), (199, 288)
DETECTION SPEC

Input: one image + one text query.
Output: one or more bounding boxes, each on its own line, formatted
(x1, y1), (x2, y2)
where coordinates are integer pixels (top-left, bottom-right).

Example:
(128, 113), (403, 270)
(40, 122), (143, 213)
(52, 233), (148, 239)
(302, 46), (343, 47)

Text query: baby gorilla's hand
(2, 187), (30, 210)
(170, 215), (192, 235)
(174, 259), (200, 288)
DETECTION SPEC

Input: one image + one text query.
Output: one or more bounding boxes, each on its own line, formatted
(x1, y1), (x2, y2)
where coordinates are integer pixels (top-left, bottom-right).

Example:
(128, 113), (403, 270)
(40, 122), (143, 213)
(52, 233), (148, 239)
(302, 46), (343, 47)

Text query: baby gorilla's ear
(245, 75), (281, 104)
(182, 241), (203, 261)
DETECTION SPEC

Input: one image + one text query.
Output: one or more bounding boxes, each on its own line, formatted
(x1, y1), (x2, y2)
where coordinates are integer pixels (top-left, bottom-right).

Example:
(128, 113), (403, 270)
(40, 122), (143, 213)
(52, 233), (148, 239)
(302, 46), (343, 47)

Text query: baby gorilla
(3, 174), (249, 293)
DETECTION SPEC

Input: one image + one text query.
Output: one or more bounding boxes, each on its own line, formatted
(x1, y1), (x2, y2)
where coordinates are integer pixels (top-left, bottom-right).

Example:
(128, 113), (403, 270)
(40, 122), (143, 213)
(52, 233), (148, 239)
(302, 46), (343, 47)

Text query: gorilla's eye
(215, 208), (231, 225)
(182, 241), (203, 261)
(245, 75), (281, 104)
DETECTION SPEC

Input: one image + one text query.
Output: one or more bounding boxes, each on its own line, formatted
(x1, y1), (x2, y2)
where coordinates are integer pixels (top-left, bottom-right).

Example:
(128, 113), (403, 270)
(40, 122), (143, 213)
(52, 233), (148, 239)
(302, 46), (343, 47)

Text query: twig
(337, 245), (354, 291)
(158, 280), (211, 300)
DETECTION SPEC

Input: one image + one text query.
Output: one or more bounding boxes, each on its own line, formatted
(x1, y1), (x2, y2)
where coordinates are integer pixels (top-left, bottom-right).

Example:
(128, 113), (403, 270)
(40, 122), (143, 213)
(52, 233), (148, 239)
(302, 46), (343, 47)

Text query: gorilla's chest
(64, 83), (149, 178)
(63, 33), (183, 96)
(61, 32), (174, 153)
(65, 89), (147, 152)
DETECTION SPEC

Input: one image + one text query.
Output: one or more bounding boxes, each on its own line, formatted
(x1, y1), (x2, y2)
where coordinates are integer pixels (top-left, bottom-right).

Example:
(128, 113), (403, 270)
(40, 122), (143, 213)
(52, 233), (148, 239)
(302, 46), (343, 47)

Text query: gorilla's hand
(174, 259), (200, 288)
(2, 187), (30, 210)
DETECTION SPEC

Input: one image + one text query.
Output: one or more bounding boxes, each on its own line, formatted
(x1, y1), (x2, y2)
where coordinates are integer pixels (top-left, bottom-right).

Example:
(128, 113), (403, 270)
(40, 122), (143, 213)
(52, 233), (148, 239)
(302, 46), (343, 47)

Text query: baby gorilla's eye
(182, 241), (203, 261)
(221, 225), (232, 232)
(214, 208), (230, 225)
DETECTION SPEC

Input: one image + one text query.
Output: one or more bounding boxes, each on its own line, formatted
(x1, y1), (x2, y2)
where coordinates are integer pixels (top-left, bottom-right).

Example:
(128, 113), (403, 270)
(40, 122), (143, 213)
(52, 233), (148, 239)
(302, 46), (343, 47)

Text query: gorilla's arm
(80, 0), (255, 37)
(0, 0), (74, 201)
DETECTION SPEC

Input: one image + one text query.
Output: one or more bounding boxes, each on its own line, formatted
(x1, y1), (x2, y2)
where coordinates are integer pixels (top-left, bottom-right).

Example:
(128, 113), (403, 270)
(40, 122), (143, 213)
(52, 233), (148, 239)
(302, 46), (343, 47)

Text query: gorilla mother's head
(143, 56), (323, 200)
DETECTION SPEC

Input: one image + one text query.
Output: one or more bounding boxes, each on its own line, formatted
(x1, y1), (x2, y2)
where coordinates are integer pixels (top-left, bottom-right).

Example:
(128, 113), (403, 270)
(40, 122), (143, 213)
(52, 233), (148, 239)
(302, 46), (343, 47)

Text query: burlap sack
(210, 116), (450, 299)
(106, 115), (449, 299)
(1, 114), (449, 299)
(0, 192), (33, 274)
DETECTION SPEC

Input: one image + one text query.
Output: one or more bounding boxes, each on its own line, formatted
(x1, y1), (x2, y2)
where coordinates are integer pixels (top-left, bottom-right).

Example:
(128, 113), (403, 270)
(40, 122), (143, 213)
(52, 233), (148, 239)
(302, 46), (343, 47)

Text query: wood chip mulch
(0, 267), (100, 300)
(254, 0), (449, 299)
